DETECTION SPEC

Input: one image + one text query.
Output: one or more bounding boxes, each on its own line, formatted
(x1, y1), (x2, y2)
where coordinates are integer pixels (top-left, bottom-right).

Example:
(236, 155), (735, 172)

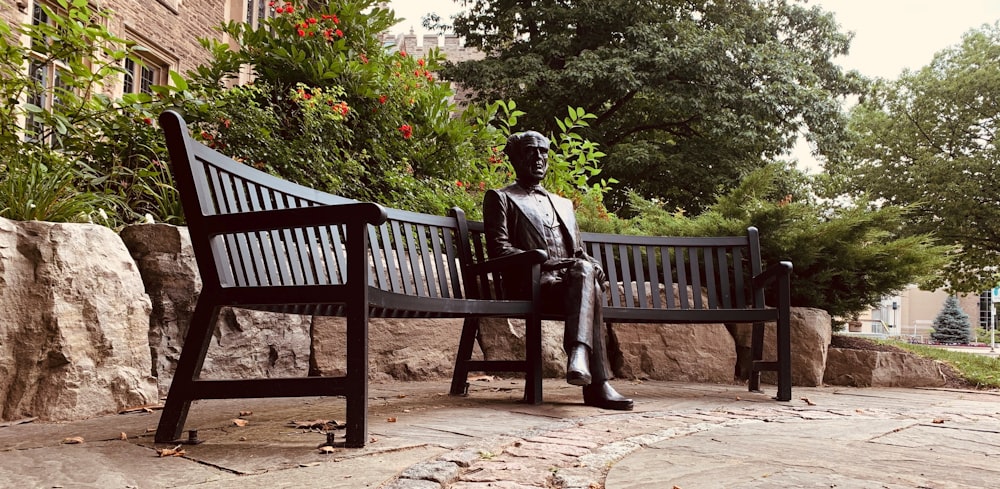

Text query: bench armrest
(201, 202), (387, 235)
(752, 260), (793, 289)
(466, 249), (548, 275)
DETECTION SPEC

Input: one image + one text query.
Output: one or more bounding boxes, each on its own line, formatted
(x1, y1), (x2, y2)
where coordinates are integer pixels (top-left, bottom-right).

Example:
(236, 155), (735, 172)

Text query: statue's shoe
(583, 381), (634, 411)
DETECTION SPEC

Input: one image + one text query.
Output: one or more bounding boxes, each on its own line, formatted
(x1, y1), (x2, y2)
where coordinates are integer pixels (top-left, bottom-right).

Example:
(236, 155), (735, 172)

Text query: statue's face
(513, 135), (549, 185)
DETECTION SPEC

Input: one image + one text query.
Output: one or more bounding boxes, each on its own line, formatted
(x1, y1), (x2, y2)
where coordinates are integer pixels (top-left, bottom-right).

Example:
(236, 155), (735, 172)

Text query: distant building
(381, 28), (485, 107)
(852, 285), (988, 342)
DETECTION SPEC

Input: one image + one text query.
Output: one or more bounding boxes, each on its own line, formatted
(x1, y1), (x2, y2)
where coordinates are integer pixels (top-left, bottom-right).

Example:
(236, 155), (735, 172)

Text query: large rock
(612, 323), (736, 382)
(0, 217), (157, 421)
(611, 283), (736, 383)
(477, 318), (567, 378)
(311, 316), (466, 381)
(121, 224), (311, 396)
(824, 347), (947, 387)
(728, 307), (832, 386)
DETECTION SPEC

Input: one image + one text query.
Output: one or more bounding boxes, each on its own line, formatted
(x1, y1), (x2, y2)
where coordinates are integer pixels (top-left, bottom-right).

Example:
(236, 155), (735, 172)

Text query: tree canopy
(437, 0), (864, 214)
(827, 22), (1000, 293)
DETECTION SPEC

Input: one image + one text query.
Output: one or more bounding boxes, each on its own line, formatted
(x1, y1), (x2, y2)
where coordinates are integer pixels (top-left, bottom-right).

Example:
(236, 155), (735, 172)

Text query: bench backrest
(160, 110), (466, 302)
(580, 230), (764, 310)
(457, 214), (766, 311)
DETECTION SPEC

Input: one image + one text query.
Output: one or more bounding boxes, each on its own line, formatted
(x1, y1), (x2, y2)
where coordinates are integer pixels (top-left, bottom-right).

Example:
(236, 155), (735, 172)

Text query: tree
(931, 295), (974, 344)
(827, 22), (1000, 293)
(438, 0), (864, 214)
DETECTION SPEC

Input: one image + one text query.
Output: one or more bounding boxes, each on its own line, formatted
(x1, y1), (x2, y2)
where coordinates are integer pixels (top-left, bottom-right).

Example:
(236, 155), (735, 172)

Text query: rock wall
(824, 348), (947, 387)
(0, 217), (157, 421)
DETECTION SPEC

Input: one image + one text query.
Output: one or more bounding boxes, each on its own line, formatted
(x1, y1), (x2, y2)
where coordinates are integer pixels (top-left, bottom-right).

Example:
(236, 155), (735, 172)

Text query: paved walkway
(1, 379), (999, 488)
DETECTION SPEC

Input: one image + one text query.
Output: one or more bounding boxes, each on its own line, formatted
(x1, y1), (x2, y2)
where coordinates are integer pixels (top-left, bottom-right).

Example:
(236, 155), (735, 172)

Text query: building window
(25, 0), (71, 147)
(121, 29), (174, 97)
(122, 55), (167, 96)
(245, 0), (273, 29)
(979, 291), (993, 329)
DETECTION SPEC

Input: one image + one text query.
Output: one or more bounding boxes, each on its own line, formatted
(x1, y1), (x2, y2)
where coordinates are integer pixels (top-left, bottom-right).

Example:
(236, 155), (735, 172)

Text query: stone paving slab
(3, 380), (1000, 488)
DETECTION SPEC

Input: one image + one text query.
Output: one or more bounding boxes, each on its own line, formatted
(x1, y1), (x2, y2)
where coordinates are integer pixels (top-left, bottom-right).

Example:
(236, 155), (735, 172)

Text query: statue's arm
(483, 189), (522, 259)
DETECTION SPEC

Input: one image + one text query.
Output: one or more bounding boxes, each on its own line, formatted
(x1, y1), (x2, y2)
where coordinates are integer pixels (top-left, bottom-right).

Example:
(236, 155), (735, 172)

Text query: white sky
(388, 0), (1000, 168)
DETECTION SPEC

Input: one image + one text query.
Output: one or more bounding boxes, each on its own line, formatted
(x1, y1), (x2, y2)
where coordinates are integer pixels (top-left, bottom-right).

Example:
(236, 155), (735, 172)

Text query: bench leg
(524, 314), (543, 405)
(450, 317), (480, 396)
(155, 300), (219, 443)
(748, 321), (764, 394)
(344, 305), (369, 448)
(775, 312), (792, 402)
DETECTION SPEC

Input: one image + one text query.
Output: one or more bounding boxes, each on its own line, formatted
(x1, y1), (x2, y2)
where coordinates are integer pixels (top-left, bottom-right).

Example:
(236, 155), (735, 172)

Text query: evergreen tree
(931, 296), (974, 344)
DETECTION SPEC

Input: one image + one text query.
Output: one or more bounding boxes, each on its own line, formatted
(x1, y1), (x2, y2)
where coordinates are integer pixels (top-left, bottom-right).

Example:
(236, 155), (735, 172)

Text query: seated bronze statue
(483, 131), (633, 411)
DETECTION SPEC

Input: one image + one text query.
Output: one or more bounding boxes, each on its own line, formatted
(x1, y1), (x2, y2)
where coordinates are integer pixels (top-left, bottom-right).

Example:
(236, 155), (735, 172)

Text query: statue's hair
(503, 131), (550, 161)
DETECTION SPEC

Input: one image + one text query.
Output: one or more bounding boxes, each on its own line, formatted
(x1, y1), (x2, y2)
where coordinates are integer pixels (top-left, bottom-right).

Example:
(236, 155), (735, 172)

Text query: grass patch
(880, 340), (1000, 389)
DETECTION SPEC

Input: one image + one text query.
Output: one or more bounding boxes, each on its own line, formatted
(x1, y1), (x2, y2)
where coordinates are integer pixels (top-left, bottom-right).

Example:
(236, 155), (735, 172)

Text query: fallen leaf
(239, 411), (253, 417)
(239, 436), (247, 441)
(468, 375), (496, 382)
(300, 462), (322, 467)
(800, 397), (816, 406)
(397, 394), (407, 399)
(386, 417), (397, 423)
(932, 418), (946, 424)
(735, 396), (742, 401)
(119, 432), (128, 441)
(232, 418), (249, 427)
(62, 436), (84, 444)
(318, 446), (337, 454)
(145, 427), (156, 433)
(157, 445), (186, 457)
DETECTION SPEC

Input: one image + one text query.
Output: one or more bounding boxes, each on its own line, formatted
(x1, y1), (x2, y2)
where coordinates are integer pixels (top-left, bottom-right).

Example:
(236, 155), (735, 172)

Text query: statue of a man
(483, 131), (633, 410)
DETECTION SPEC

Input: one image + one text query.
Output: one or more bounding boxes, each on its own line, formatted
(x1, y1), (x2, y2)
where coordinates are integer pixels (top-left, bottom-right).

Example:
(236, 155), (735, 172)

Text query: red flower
(378, 95), (387, 104)
(360, 53), (369, 64)
(222, 118), (231, 128)
(335, 29), (343, 37)
(333, 15), (340, 24)
(418, 58), (425, 67)
(398, 124), (412, 139)
(307, 17), (317, 24)
(478, 181), (486, 190)
(268, 1), (275, 6)
(275, 6), (283, 13)
(142, 117), (152, 125)
(399, 51), (407, 57)
(456, 180), (464, 188)
(297, 29), (306, 37)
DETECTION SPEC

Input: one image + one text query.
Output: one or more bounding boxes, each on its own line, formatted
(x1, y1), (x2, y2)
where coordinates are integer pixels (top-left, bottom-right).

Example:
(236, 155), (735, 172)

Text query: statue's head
(504, 131), (550, 186)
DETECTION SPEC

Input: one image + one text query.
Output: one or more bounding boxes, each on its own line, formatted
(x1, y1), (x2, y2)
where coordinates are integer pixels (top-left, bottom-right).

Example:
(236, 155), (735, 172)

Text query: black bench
(450, 212), (793, 402)
(156, 109), (793, 449)
(156, 110), (547, 448)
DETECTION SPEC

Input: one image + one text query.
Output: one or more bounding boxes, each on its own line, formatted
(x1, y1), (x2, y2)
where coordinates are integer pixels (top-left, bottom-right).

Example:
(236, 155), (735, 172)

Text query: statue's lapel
(505, 187), (547, 243)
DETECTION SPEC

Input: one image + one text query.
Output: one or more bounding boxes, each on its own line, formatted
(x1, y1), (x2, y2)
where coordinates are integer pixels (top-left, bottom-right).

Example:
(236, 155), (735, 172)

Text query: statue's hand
(542, 258), (577, 271)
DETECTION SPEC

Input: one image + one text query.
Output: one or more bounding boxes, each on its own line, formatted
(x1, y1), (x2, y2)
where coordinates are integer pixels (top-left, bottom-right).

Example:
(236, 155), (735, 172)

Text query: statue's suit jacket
(483, 183), (602, 299)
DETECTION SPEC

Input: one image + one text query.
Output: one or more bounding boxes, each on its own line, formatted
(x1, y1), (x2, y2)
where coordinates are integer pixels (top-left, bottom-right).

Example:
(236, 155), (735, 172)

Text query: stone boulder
(120, 224), (311, 396)
(611, 283), (736, 383)
(0, 217), (157, 421)
(311, 316), (466, 381)
(824, 347), (947, 387)
(728, 307), (832, 386)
